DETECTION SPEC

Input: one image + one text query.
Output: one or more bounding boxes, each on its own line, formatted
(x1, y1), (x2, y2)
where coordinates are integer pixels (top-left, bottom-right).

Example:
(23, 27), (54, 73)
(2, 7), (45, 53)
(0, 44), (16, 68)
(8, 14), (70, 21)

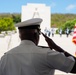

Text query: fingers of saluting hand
(41, 32), (53, 50)
(41, 32), (52, 41)
(41, 32), (49, 38)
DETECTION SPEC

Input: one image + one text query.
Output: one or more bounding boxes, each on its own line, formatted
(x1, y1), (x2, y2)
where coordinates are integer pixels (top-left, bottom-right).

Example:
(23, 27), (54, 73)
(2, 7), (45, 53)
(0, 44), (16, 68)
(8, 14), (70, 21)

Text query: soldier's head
(15, 18), (43, 45)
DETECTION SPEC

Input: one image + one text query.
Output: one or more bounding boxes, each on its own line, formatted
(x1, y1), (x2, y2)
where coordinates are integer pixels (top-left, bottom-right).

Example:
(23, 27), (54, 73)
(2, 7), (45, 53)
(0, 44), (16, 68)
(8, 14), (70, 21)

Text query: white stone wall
(22, 3), (51, 32)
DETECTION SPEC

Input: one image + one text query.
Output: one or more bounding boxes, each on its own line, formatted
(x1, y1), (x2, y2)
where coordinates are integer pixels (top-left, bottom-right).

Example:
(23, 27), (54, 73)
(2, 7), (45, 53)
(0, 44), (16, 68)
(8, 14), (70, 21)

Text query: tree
(0, 17), (15, 33)
(12, 14), (21, 23)
(61, 19), (76, 34)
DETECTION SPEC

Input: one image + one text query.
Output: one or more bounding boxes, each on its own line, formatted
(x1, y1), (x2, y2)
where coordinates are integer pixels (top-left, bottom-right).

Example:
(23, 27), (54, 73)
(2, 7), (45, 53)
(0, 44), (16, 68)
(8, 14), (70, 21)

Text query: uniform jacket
(0, 40), (75, 75)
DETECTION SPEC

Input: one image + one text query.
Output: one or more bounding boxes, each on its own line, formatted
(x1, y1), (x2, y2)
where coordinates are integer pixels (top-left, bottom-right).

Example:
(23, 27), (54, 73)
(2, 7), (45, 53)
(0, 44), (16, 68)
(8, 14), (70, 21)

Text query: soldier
(0, 18), (76, 75)
(65, 28), (69, 37)
(58, 28), (62, 37)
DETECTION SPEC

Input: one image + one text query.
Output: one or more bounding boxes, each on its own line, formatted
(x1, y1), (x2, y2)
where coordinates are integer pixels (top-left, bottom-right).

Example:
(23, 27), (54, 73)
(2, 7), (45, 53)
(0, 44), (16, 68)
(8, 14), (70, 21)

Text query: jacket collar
(20, 40), (36, 46)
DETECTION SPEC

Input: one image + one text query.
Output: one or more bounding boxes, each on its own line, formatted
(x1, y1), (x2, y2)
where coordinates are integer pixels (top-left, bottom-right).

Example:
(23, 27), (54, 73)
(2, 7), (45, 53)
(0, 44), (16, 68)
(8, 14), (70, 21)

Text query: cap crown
(15, 18), (43, 27)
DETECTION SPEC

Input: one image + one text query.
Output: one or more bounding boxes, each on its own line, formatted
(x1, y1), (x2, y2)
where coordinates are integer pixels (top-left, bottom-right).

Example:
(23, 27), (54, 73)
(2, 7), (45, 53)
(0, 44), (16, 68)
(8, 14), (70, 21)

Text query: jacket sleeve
(70, 57), (76, 73)
(46, 50), (75, 73)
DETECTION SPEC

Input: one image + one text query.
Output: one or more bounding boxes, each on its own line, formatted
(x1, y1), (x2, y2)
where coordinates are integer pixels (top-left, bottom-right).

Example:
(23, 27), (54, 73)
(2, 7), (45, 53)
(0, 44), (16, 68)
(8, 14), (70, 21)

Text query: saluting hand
(41, 32), (57, 50)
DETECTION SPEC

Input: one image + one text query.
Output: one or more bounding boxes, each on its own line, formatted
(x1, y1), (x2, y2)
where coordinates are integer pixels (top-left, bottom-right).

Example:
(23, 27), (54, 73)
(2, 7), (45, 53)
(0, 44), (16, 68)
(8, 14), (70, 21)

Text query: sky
(0, 0), (76, 14)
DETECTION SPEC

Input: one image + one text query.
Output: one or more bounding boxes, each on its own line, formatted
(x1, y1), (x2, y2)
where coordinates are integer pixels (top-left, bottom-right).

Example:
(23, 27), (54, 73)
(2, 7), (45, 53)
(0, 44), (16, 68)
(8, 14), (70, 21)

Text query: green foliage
(58, 19), (76, 34)
(51, 13), (76, 28)
(0, 13), (76, 34)
(51, 13), (76, 34)
(72, 19), (76, 24)
(0, 13), (21, 23)
(0, 17), (15, 32)
(0, 13), (21, 33)
(12, 13), (21, 23)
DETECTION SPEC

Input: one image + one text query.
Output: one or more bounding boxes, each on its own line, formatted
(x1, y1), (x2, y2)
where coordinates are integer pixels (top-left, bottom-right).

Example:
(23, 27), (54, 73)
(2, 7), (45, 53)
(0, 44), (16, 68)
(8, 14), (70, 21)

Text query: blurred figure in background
(51, 28), (55, 37)
(65, 28), (70, 37)
(58, 28), (62, 37)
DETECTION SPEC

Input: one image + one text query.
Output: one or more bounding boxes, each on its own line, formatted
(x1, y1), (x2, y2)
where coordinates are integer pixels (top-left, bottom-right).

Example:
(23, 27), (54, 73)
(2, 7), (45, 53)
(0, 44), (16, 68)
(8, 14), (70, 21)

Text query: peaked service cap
(15, 18), (43, 27)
